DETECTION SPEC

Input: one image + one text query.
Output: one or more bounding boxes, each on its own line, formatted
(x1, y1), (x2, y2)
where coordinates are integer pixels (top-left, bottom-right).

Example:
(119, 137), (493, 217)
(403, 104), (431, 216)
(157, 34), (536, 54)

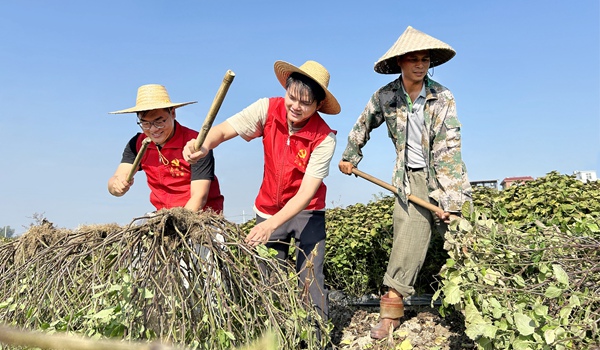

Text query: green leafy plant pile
(323, 196), (448, 298)
(0, 208), (328, 350)
(240, 196), (449, 299)
(472, 171), (600, 231)
(435, 172), (600, 349)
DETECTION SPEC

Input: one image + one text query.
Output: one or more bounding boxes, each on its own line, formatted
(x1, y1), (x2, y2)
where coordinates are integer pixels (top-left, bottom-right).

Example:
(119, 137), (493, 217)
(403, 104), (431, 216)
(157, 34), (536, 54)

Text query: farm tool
(126, 70), (236, 182)
(351, 168), (457, 220)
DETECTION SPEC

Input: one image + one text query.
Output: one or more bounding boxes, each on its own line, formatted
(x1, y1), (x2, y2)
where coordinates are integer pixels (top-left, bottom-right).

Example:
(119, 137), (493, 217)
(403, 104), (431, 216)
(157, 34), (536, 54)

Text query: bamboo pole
(126, 137), (152, 183)
(0, 324), (278, 350)
(0, 324), (183, 350)
(194, 70), (236, 151)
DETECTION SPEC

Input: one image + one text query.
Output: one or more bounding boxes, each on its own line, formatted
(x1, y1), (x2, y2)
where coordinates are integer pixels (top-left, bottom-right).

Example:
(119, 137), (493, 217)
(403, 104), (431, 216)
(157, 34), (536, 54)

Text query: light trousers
(383, 169), (446, 297)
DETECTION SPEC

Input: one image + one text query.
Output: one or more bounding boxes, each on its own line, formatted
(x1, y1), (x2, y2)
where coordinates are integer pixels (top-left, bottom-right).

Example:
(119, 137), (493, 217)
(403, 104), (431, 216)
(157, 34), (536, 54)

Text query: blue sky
(1, 1), (599, 235)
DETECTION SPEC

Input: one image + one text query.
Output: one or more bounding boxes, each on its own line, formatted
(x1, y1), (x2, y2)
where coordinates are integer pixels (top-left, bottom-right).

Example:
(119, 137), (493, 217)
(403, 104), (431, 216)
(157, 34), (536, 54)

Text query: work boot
(370, 293), (404, 340)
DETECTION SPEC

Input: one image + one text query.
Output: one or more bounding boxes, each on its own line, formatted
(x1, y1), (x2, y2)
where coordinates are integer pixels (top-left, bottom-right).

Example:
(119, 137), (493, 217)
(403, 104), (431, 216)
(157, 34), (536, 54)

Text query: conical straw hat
(110, 84), (196, 114)
(274, 60), (341, 115)
(374, 26), (456, 75)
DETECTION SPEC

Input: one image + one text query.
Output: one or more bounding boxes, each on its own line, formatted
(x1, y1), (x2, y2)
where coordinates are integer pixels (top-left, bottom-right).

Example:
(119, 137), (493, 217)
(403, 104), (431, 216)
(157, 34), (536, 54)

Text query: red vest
(254, 97), (335, 215)
(136, 122), (224, 213)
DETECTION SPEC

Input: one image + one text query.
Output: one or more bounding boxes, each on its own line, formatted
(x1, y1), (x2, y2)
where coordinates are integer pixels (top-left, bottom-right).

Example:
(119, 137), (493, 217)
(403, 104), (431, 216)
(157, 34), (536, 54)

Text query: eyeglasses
(137, 118), (167, 130)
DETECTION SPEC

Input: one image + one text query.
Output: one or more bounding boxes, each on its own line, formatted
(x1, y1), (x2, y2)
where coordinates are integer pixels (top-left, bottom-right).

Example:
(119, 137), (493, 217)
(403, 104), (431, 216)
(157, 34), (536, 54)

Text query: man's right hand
(338, 160), (355, 175)
(109, 175), (133, 197)
(183, 139), (208, 164)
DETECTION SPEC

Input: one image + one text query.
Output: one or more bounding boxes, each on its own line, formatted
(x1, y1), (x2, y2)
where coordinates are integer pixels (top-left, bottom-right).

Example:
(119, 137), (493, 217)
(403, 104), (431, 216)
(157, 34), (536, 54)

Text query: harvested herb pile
(0, 208), (327, 349)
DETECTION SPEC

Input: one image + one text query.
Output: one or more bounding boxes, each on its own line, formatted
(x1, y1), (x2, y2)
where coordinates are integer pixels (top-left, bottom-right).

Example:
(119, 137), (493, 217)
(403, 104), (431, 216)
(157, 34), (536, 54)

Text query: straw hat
(274, 60), (341, 115)
(374, 26), (456, 75)
(109, 84), (197, 114)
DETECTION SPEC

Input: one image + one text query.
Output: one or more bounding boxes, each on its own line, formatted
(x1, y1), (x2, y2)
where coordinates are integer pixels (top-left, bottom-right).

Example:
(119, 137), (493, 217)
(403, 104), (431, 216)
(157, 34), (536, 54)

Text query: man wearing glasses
(107, 84), (224, 214)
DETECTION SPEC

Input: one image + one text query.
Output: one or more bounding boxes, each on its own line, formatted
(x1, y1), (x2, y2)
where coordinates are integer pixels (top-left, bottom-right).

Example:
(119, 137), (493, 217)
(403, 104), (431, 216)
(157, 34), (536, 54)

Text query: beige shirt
(226, 98), (336, 180)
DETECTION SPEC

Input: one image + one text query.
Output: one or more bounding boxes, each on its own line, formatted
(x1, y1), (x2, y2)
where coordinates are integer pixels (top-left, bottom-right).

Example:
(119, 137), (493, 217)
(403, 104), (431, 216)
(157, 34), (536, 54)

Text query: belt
(406, 166), (425, 172)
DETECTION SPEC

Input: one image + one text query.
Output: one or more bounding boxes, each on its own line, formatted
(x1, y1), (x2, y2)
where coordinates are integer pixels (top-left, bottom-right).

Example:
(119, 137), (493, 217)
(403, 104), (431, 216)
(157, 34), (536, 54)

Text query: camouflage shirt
(341, 76), (471, 212)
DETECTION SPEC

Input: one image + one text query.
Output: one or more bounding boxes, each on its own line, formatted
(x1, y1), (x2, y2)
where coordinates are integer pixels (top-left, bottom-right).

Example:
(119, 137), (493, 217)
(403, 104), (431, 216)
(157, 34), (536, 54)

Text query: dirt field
(329, 292), (475, 350)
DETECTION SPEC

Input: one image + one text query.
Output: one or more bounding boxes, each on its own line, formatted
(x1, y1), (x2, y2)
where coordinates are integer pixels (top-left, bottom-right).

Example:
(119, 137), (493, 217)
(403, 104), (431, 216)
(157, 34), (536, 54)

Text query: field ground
(329, 292), (474, 350)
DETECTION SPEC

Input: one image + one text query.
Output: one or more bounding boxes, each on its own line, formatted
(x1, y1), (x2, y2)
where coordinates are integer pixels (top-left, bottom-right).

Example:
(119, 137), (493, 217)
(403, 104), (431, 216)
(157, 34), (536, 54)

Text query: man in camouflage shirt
(339, 26), (472, 340)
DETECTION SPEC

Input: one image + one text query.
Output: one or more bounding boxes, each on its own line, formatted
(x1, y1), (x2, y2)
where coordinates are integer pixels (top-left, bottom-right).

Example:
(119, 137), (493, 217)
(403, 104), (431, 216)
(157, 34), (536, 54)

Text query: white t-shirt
(402, 84), (427, 168)
(226, 98), (336, 179)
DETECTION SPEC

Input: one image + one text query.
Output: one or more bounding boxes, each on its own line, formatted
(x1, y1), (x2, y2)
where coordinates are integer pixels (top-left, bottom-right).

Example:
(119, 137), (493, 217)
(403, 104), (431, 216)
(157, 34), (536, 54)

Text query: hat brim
(274, 61), (341, 115)
(109, 101), (197, 114)
(374, 26), (456, 75)
(374, 47), (456, 75)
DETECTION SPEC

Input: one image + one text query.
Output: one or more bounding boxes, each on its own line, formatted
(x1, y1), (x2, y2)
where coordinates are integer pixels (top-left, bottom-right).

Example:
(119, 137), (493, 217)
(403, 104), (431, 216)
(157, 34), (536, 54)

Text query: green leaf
(475, 336), (494, 350)
(143, 288), (154, 299)
(533, 303), (548, 317)
(552, 264), (569, 286)
(544, 329), (556, 345)
(464, 302), (497, 339)
(459, 219), (473, 232)
(513, 336), (534, 350)
(514, 313), (535, 336)
(91, 290), (106, 299)
(89, 307), (114, 320)
(558, 306), (573, 320)
(256, 244), (276, 258)
(488, 297), (503, 319)
(513, 274), (526, 287)
(398, 339), (413, 349)
(442, 281), (462, 304)
(544, 285), (563, 298)
(568, 294), (580, 307)
(586, 222), (600, 232)
(482, 268), (501, 286)
(0, 297), (14, 309)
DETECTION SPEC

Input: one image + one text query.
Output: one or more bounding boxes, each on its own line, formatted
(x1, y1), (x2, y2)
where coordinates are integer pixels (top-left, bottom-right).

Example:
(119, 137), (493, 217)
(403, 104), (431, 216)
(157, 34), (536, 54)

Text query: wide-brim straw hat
(374, 26), (456, 75)
(109, 84), (197, 114)
(274, 60), (341, 115)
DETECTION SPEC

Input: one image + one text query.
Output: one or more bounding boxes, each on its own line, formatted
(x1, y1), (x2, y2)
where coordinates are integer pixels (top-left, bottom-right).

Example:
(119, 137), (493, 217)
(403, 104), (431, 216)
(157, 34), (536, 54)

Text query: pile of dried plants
(0, 208), (327, 349)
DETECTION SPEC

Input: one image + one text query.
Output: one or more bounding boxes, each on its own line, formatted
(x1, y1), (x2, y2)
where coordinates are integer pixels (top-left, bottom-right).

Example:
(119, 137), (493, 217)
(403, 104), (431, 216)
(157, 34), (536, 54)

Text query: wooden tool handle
(194, 70), (236, 151)
(351, 168), (444, 214)
(126, 137), (151, 183)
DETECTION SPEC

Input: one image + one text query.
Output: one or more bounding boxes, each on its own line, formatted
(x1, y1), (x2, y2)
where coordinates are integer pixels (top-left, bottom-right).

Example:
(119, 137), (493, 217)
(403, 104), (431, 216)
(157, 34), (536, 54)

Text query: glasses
(137, 118), (167, 130)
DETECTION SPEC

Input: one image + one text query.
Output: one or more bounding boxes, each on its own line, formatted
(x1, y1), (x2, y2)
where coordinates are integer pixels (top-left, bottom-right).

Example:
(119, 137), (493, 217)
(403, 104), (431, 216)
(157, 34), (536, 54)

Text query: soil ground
(328, 293), (475, 350)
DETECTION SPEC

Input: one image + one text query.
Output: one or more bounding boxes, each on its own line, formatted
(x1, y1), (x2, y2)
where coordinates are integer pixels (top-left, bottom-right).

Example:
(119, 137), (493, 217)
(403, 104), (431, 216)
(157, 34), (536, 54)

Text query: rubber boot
(370, 293), (404, 340)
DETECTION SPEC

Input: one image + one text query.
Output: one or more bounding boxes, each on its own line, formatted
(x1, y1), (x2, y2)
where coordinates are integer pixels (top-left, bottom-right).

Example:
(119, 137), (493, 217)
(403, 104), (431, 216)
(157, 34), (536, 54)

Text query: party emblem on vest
(294, 149), (308, 169)
(298, 149), (307, 159)
(169, 159), (186, 177)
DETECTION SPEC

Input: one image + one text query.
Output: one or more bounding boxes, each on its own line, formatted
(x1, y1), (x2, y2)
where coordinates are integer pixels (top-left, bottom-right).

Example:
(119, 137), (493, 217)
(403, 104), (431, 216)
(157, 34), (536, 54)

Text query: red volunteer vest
(254, 97), (336, 215)
(136, 122), (224, 213)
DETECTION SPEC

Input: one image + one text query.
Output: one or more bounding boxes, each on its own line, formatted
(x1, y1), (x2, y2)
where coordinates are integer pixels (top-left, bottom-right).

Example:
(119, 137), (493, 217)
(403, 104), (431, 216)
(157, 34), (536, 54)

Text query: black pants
(256, 210), (328, 321)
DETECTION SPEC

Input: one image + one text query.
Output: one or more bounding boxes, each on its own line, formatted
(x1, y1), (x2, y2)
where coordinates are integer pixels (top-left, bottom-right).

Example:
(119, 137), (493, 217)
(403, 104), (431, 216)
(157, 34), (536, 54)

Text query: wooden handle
(351, 168), (397, 193)
(126, 137), (151, 183)
(351, 168), (444, 214)
(194, 70), (236, 151)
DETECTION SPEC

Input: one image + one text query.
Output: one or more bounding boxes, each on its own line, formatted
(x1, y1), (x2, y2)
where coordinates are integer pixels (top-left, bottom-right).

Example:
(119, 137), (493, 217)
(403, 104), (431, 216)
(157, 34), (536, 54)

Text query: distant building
(470, 179), (498, 190)
(500, 176), (534, 190)
(573, 170), (597, 183)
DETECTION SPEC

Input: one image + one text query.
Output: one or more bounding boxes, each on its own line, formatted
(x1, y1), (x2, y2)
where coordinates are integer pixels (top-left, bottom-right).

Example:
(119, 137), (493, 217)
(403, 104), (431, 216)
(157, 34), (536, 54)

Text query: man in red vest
(183, 60), (340, 328)
(107, 84), (224, 214)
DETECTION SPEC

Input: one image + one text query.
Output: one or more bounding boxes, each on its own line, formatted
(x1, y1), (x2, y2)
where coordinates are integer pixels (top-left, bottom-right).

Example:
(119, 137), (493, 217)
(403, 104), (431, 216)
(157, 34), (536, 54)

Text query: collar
(401, 81), (427, 100)
(274, 111), (322, 141)
(156, 121), (182, 149)
(401, 81), (426, 112)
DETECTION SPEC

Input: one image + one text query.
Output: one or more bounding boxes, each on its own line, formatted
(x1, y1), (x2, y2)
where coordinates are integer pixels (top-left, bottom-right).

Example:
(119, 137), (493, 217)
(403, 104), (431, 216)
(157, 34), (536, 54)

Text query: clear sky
(2, 0), (599, 236)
